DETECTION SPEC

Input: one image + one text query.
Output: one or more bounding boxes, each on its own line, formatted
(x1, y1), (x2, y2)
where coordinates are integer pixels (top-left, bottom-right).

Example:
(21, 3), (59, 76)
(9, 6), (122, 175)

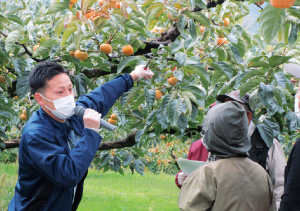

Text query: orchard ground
(0, 163), (180, 210)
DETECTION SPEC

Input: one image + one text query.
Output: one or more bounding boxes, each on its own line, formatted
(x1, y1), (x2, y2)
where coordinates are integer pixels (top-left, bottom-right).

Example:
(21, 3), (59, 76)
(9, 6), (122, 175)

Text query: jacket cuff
(82, 128), (102, 146)
(115, 74), (134, 91)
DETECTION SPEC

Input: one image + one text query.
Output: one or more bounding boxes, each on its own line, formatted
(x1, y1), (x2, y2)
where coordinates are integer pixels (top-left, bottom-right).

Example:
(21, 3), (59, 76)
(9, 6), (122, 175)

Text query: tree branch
(2, 131), (138, 151)
(2, 124), (202, 151)
(0, 30), (49, 63)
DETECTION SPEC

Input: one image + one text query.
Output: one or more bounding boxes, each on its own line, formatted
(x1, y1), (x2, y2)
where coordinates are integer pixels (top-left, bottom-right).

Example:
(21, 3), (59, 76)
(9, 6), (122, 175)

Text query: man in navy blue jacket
(8, 61), (153, 211)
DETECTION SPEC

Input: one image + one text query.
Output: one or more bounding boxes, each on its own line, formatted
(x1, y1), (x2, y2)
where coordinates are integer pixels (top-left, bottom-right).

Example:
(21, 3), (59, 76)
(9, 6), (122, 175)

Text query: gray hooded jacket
(202, 101), (251, 160)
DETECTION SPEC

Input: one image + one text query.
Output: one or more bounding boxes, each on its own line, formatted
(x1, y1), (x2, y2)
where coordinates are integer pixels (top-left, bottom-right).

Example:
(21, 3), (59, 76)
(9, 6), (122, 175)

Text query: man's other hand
(178, 172), (189, 185)
(83, 109), (101, 132)
(130, 65), (154, 82)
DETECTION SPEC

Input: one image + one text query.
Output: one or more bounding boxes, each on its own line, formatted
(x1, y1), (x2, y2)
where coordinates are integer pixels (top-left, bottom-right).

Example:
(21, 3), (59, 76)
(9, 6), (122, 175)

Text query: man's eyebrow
(55, 83), (73, 89)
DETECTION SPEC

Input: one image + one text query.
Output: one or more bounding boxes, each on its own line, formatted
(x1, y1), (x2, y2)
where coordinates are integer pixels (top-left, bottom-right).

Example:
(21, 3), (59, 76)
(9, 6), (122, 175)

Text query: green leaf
(285, 112), (300, 131)
(168, 99), (180, 126)
(7, 14), (24, 26)
(0, 12), (9, 24)
(178, 114), (188, 132)
(288, 24), (298, 46)
(75, 73), (87, 97)
(284, 23), (290, 45)
(195, 0), (207, 9)
(126, 87), (140, 104)
(216, 47), (227, 61)
(189, 0), (195, 10)
(249, 0), (264, 3)
(259, 5), (285, 43)
(248, 61), (270, 68)
(125, 21), (145, 33)
(61, 22), (78, 47)
(124, 0), (138, 12)
(5, 31), (21, 52)
(16, 71), (31, 99)
(229, 45), (242, 63)
(146, 2), (164, 28)
(144, 88), (156, 108)
(33, 39), (59, 57)
(132, 147), (144, 157)
(249, 89), (260, 111)
(171, 39), (184, 54)
(182, 95), (192, 116)
(227, 27), (238, 44)
(113, 156), (121, 172)
(257, 123), (274, 148)
(0, 131), (8, 141)
(162, 94), (171, 111)
(273, 87), (284, 107)
(0, 110), (11, 118)
(191, 102), (198, 120)
(175, 52), (187, 66)
(132, 110), (144, 119)
(94, 17), (107, 33)
(184, 11), (210, 27)
(239, 77), (265, 97)
(183, 91), (198, 105)
(211, 62), (233, 79)
(135, 129), (144, 143)
(177, 15), (187, 34)
(117, 56), (139, 73)
(133, 159), (144, 175)
(45, 0), (69, 15)
(123, 153), (134, 166)
(73, 31), (81, 50)
(241, 29), (252, 46)
(274, 72), (287, 88)
(258, 83), (279, 115)
(237, 69), (265, 85)
(289, 7), (300, 18)
(12, 58), (28, 76)
(146, 110), (156, 125)
(188, 19), (197, 39)
(55, 19), (64, 37)
(268, 56), (291, 68)
(142, 0), (155, 7)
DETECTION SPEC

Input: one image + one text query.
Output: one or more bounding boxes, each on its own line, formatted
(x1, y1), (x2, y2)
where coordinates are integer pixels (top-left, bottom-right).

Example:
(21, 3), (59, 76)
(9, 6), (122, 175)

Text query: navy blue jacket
(279, 137), (300, 211)
(8, 74), (133, 211)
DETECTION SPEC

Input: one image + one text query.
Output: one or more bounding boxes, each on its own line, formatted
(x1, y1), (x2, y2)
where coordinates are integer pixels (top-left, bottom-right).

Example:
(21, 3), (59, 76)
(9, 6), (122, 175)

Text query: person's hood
(202, 101), (251, 160)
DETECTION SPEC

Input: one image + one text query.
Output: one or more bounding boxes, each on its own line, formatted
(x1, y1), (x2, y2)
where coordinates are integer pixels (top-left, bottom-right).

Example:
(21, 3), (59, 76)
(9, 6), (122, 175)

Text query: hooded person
(217, 90), (285, 210)
(178, 101), (274, 211)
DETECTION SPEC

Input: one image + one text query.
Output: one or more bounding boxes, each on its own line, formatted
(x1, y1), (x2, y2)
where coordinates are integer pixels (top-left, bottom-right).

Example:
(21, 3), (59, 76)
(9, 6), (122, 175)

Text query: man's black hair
(29, 61), (69, 94)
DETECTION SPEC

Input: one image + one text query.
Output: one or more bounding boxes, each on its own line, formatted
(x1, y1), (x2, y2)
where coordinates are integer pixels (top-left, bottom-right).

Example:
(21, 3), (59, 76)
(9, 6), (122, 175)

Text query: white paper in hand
(177, 158), (207, 175)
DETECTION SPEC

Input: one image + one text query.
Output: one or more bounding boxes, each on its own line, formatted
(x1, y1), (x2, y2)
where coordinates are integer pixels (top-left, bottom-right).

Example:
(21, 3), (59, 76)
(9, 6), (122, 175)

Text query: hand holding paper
(177, 158), (207, 175)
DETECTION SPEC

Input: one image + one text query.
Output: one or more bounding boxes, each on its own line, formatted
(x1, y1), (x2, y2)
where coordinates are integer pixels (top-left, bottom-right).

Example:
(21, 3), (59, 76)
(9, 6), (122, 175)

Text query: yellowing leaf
(94, 11), (111, 19)
(174, 3), (182, 9)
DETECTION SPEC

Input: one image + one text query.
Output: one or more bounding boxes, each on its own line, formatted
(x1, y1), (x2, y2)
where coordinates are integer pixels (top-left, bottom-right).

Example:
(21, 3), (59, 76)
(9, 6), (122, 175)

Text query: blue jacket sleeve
(25, 128), (101, 188)
(76, 74), (133, 116)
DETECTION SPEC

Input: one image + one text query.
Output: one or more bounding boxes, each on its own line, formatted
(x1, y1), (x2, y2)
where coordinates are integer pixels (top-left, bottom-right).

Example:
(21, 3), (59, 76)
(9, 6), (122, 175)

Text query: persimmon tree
(1, 0), (300, 174)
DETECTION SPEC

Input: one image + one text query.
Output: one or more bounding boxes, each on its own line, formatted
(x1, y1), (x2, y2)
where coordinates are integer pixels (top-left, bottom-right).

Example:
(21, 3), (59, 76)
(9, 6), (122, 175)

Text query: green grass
(0, 163), (18, 210)
(0, 164), (180, 211)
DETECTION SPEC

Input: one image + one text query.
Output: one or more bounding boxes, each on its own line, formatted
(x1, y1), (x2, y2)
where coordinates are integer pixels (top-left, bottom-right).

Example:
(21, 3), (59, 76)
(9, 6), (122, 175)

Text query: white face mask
(295, 95), (300, 118)
(40, 94), (76, 120)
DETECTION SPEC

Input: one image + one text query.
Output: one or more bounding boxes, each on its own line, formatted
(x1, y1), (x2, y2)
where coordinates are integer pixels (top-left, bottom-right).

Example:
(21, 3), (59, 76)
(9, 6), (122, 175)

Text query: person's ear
(246, 111), (253, 125)
(35, 93), (44, 106)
